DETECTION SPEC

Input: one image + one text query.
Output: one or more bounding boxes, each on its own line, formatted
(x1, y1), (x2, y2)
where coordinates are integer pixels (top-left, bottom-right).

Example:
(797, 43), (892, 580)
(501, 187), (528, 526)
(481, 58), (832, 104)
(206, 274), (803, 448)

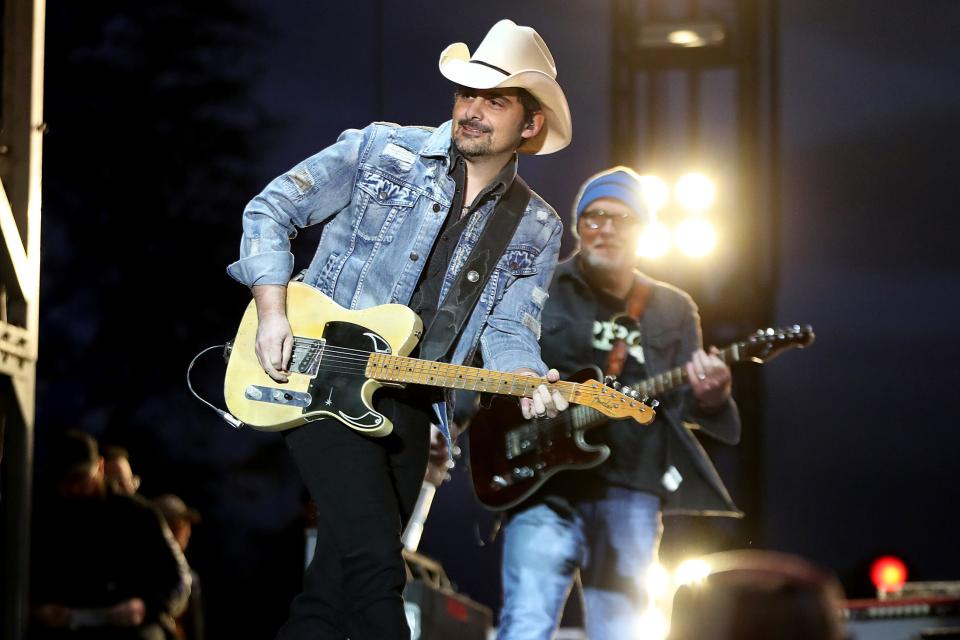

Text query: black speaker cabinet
(403, 579), (491, 640)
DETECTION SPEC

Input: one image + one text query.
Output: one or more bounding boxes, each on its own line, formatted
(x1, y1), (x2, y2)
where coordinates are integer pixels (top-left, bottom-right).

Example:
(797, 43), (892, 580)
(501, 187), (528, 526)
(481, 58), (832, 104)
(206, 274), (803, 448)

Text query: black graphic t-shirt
(582, 288), (667, 495)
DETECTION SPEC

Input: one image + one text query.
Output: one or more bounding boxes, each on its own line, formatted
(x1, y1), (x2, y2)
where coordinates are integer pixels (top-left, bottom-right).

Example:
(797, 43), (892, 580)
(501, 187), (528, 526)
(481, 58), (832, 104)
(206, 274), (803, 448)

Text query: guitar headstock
(738, 325), (815, 364)
(576, 379), (656, 425)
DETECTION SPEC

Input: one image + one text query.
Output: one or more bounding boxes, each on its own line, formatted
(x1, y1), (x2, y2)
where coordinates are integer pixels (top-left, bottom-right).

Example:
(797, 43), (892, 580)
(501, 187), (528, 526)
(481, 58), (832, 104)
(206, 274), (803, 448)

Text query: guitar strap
(418, 176), (531, 363)
(604, 274), (652, 378)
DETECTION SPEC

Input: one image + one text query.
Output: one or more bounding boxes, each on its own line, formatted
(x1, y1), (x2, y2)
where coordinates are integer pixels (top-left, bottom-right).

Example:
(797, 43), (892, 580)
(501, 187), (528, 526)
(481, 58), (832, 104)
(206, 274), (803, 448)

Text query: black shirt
(409, 144), (514, 361)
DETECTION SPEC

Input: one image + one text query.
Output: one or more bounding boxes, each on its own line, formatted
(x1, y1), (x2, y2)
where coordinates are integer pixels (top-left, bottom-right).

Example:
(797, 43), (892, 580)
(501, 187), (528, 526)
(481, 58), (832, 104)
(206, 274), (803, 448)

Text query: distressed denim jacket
(227, 120), (562, 376)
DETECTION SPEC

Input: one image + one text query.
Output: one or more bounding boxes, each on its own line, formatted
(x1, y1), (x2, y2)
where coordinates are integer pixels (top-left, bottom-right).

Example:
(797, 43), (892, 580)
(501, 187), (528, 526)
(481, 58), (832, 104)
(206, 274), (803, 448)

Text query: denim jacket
(227, 120), (562, 375)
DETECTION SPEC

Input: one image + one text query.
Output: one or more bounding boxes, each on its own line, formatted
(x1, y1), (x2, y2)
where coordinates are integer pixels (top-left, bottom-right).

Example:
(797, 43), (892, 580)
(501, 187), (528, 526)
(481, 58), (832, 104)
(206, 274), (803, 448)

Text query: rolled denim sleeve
(226, 126), (369, 286)
(479, 214), (563, 375)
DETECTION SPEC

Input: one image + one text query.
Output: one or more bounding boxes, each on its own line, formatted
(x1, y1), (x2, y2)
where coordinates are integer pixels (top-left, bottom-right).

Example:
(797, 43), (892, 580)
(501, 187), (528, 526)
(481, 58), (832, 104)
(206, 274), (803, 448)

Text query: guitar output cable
(186, 344), (245, 429)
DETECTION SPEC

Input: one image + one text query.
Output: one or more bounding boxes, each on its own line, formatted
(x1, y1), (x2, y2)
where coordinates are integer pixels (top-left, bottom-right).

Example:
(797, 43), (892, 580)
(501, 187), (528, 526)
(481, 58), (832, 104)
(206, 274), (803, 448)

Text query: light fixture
(675, 218), (717, 258)
(636, 220), (671, 259)
(675, 173), (716, 212)
(638, 22), (726, 49)
(675, 557), (712, 586)
(638, 174), (669, 212)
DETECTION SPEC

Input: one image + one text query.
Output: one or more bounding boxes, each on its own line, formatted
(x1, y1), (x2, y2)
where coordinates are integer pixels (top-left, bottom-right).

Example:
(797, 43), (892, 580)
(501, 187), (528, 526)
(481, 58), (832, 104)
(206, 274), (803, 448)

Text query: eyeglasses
(580, 209), (641, 231)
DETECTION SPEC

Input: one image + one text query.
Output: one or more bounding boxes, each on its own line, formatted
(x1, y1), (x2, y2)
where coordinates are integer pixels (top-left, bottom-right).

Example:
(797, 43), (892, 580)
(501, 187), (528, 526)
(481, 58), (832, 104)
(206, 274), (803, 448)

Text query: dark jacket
(30, 488), (191, 639)
(538, 255), (742, 517)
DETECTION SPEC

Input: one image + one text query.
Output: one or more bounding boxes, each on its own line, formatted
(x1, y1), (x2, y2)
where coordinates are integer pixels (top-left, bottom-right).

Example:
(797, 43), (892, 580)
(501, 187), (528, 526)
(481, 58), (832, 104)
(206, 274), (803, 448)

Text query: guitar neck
(366, 354), (588, 402)
(552, 342), (747, 432)
(637, 342), (742, 397)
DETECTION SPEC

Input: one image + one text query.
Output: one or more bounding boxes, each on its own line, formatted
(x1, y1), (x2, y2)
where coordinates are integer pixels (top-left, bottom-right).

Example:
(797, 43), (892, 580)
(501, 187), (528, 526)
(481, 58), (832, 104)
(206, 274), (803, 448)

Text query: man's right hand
(252, 284), (293, 382)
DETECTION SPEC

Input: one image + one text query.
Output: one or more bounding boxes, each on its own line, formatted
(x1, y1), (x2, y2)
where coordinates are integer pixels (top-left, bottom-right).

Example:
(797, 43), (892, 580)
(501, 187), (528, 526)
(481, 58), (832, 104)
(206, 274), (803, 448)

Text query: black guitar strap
(418, 176), (532, 363)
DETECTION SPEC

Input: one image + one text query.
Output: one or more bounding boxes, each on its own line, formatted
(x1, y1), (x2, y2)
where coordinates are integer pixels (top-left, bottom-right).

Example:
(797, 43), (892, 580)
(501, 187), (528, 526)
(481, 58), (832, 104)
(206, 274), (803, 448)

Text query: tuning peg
(604, 375), (618, 387)
(647, 399), (660, 409)
(621, 386), (632, 395)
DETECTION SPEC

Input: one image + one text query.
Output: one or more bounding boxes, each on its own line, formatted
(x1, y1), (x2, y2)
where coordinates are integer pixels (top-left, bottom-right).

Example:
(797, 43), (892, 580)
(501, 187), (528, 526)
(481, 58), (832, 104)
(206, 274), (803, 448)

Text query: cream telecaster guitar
(223, 281), (655, 436)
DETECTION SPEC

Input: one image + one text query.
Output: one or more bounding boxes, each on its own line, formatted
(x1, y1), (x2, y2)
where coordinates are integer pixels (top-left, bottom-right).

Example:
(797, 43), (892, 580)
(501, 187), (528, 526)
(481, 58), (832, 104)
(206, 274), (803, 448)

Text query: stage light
(675, 173), (716, 211)
(635, 606), (669, 640)
(645, 562), (671, 601)
(675, 557), (712, 586)
(870, 556), (908, 595)
(639, 174), (669, 212)
(638, 22), (726, 49)
(636, 220), (671, 259)
(675, 218), (717, 257)
(667, 30), (705, 47)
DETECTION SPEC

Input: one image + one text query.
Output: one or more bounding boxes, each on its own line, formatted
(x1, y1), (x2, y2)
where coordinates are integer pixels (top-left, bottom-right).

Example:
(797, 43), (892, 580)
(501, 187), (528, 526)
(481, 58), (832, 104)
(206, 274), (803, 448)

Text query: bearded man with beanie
(496, 167), (742, 640)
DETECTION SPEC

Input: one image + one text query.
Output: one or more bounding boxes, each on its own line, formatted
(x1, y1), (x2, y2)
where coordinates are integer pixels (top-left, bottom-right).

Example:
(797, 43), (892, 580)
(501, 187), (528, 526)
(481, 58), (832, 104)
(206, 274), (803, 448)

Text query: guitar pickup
(244, 385), (311, 408)
(504, 424), (538, 459)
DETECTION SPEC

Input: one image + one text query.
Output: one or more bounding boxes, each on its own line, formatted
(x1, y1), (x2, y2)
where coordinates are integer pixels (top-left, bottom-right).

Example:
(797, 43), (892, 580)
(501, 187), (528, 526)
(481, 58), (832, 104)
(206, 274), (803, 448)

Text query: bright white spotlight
(675, 173), (716, 211)
(675, 218), (717, 258)
(645, 562), (671, 601)
(635, 606), (669, 640)
(636, 220), (671, 259)
(667, 29), (706, 47)
(675, 557), (712, 586)
(638, 174), (669, 212)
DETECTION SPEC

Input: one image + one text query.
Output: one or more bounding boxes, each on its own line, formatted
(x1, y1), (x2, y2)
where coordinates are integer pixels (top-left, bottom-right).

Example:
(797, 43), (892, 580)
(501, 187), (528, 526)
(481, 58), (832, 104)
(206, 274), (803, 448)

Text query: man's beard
(580, 245), (632, 272)
(453, 119), (523, 158)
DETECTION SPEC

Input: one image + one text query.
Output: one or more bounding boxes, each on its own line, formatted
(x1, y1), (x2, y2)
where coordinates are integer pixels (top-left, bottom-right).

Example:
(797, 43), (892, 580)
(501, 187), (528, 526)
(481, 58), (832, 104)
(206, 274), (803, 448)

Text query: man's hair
(453, 85), (542, 127)
(102, 444), (130, 463)
(50, 430), (100, 479)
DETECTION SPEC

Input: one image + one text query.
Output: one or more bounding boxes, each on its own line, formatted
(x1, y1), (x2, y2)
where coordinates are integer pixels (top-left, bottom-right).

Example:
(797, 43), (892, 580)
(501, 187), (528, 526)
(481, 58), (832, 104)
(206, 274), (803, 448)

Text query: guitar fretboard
(365, 353), (650, 419)
(637, 343), (739, 397)
(537, 344), (746, 433)
(366, 353), (580, 400)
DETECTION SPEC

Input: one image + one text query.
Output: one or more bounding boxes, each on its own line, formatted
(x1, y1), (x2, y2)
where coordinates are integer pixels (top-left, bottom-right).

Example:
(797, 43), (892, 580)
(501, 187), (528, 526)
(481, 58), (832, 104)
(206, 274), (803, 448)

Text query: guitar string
(278, 347), (640, 400)
(279, 342), (646, 404)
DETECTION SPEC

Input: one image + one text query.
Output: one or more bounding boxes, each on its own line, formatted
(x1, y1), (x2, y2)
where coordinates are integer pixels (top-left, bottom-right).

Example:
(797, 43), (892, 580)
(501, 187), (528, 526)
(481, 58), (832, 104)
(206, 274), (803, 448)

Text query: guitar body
(467, 324), (816, 511)
(468, 367), (610, 511)
(224, 281), (422, 436)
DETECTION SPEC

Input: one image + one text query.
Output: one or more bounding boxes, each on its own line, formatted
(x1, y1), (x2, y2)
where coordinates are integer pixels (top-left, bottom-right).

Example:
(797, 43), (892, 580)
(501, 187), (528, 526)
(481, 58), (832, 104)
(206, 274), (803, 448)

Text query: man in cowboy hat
(227, 19), (572, 640)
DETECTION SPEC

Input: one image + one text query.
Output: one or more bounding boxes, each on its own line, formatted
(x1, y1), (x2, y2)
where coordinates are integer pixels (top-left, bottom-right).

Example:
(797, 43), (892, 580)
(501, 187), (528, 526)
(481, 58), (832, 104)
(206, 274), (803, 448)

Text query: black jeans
(276, 388), (433, 640)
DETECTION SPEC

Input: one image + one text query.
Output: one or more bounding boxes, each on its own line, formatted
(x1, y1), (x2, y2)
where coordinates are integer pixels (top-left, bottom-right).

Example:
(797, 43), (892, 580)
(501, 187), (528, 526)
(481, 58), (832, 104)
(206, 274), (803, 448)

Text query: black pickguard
(304, 321), (391, 432)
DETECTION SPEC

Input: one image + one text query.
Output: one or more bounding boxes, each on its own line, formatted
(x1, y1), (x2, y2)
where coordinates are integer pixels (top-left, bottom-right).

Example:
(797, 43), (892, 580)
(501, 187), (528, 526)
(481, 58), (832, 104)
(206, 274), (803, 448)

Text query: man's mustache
(457, 119), (492, 133)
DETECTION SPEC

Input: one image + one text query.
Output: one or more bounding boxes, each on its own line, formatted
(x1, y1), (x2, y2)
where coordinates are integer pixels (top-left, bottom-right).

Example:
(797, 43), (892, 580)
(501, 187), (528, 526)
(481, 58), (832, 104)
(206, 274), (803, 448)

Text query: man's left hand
(514, 368), (569, 419)
(686, 347), (732, 411)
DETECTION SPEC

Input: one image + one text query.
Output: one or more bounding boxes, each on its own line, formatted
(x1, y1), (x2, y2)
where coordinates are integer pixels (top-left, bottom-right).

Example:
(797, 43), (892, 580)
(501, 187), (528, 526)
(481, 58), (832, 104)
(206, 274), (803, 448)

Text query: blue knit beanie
(571, 166), (651, 233)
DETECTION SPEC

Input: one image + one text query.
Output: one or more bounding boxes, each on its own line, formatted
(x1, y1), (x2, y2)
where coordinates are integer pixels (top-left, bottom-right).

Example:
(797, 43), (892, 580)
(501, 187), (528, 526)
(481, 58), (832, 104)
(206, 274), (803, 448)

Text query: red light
(870, 556), (908, 593)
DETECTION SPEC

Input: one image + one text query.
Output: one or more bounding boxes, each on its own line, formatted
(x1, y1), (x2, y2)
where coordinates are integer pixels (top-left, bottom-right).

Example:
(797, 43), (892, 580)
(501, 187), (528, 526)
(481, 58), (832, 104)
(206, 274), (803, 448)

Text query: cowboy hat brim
(439, 43), (572, 155)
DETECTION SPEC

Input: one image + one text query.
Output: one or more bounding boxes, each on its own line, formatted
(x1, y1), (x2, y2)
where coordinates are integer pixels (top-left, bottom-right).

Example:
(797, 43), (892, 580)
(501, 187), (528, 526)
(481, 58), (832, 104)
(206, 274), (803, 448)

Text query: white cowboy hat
(438, 19), (572, 155)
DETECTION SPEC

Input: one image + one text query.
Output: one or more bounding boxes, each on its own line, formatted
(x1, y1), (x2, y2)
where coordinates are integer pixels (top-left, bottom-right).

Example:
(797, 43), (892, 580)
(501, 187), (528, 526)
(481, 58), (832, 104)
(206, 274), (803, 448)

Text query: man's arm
(478, 211), (566, 418)
(227, 126), (371, 380)
(253, 284), (293, 382)
(138, 505), (192, 622)
(676, 298), (741, 444)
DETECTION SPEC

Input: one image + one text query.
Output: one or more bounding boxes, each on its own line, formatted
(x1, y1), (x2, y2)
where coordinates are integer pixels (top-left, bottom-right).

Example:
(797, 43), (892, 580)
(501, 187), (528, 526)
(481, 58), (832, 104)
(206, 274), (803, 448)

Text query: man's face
(578, 197), (644, 272)
(451, 87), (538, 159)
(104, 456), (140, 496)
